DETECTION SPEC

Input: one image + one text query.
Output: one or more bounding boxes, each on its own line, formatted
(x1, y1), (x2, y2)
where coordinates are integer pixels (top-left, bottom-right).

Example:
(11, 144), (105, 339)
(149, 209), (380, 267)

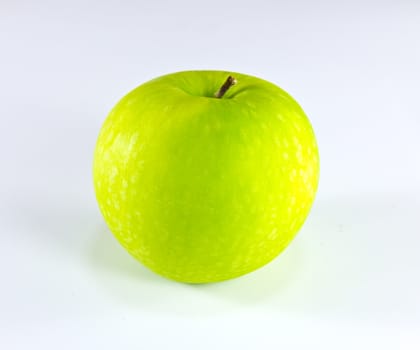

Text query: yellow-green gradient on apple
(93, 71), (319, 283)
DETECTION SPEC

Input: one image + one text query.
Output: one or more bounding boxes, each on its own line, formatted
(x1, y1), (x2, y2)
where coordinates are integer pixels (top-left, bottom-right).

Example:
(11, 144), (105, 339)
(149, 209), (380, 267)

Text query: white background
(1, 0), (420, 348)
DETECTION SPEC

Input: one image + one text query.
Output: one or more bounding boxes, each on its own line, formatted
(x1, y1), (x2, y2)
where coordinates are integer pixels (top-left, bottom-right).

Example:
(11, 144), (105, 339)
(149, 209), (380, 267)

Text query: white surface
(1, 1), (420, 348)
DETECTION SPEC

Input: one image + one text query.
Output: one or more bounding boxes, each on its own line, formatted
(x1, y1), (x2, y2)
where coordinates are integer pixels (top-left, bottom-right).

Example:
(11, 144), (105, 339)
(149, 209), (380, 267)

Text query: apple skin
(93, 70), (319, 283)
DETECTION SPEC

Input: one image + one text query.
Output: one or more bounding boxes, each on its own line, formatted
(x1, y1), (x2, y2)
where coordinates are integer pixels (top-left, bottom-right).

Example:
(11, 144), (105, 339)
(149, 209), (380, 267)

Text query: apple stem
(214, 76), (237, 98)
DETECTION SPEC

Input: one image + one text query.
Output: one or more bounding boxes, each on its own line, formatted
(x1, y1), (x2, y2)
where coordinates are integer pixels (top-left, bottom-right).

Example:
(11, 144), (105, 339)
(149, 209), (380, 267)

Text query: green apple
(93, 70), (319, 283)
